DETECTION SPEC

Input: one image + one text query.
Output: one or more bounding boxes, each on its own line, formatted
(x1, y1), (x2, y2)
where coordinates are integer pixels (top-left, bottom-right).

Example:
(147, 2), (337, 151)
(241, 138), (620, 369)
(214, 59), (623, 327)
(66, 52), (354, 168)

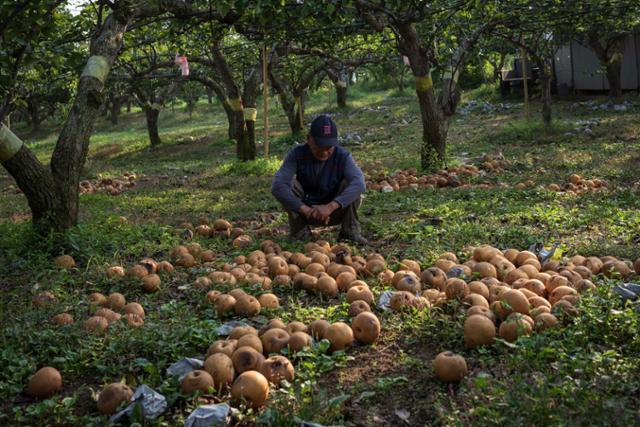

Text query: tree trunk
(144, 107), (161, 146)
(269, 53), (318, 137)
(488, 60), (499, 83)
(587, 34), (625, 99)
(241, 65), (260, 160)
(47, 11), (130, 231)
(244, 120), (255, 158)
(100, 100), (109, 117)
(231, 110), (252, 160)
(417, 89), (448, 170)
(28, 96), (41, 132)
(497, 53), (507, 82)
(0, 103), (10, 126)
(605, 59), (623, 98)
(336, 84), (347, 108)
(225, 105), (237, 140)
(206, 87), (213, 104)
(398, 22), (448, 170)
(398, 68), (405, 92)
(540, 71), (552, 125)
(293, 91), (305, 135)
(191, 74), (236, 140)
(397, 18), (483, 170)
(109, 95), (122, 125)
(238, 113), (255, 160)
(488, 54), (506, 84)
(275, 91), (298, 136)
(2, 145), (59, 231)
(274, 88), (306, 136)
(230, 111), (245, 147)
(325, 67), (348, 108)
(187, 64), (238, 139)
(210, 42), (255, 160)
(284, 98), (298, 135)
(186, 100), (195, 119)
(219, 99), (236, 141)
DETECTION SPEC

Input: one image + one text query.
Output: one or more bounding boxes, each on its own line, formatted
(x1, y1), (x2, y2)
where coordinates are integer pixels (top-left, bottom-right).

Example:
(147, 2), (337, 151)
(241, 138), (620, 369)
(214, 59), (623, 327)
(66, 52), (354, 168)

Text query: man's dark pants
(285, 179), (362, 240)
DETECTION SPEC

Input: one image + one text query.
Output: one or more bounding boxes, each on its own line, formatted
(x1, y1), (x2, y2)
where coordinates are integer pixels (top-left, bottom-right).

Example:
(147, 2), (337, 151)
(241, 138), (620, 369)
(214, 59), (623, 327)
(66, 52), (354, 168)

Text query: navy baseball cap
(310, 115), (338, 147)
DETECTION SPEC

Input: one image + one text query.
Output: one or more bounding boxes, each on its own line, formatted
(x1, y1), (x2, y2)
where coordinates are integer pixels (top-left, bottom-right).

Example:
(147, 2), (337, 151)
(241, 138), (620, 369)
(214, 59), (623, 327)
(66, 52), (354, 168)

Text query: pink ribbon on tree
(174, 53), (189, 77)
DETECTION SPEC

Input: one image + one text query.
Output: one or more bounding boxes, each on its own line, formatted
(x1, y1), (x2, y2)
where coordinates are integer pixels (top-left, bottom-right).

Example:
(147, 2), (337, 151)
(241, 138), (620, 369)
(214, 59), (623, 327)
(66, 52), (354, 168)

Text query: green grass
(1, 83), (640, 425)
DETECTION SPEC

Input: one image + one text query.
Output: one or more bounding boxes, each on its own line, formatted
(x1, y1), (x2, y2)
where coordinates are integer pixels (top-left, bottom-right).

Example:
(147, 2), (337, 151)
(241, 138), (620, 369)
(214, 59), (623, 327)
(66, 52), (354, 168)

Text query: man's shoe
(338, 231), (368, 245)
(289, 226), (312, 243)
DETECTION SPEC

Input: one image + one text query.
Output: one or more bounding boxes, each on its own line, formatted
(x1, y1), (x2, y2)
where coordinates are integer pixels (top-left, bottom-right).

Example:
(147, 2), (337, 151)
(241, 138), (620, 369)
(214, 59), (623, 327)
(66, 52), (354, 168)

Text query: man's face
(307, 134), (335, 161)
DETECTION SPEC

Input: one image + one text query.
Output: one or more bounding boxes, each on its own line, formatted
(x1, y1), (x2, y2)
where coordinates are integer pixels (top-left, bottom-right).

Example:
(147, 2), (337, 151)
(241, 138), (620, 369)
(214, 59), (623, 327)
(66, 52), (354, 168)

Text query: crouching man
(271, 115), (368, 244)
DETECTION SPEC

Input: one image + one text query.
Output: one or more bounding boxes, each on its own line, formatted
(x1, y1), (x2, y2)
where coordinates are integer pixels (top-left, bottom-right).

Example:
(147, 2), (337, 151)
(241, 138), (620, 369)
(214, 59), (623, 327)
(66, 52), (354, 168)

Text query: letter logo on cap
(323, 125), (331, 135)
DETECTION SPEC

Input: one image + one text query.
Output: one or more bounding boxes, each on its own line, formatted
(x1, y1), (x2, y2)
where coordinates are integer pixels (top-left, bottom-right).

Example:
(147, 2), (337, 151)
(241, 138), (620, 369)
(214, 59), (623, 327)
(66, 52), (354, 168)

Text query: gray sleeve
(271, 149), (303, 212)
(334, 153), (366, 207)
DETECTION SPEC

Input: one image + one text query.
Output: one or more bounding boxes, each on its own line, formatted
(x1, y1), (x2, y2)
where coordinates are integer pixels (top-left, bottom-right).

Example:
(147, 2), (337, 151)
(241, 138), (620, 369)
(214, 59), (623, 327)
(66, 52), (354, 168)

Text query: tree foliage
(0, 1), (86, 124)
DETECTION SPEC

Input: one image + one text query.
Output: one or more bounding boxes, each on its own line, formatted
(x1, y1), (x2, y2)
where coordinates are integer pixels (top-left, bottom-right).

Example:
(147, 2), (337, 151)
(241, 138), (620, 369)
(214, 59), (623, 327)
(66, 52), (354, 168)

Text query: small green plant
(257, 340), (352, 426)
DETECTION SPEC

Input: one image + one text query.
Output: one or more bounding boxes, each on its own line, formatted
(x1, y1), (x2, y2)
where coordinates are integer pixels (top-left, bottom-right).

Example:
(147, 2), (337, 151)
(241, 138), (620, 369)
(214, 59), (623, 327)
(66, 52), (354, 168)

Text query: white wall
(554, 33), (640, 91)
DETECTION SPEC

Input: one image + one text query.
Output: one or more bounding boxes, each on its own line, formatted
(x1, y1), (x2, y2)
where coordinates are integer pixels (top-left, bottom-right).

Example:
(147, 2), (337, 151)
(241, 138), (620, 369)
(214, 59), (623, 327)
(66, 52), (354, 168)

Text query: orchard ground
(1, 84), (640, 426)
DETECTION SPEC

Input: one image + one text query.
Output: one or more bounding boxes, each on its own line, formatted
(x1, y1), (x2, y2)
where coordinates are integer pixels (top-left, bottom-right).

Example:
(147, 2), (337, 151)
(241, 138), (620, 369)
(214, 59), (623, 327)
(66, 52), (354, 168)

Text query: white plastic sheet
(166, 357), (204, 381)
(109, 384), (167, 422)
(185, 403), (233, 427)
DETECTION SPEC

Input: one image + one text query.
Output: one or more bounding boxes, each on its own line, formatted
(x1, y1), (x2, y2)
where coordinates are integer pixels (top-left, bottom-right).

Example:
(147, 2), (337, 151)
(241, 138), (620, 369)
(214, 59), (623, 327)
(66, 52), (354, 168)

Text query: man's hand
(299, 204), (314, 219)
(310, 201), (340, 224)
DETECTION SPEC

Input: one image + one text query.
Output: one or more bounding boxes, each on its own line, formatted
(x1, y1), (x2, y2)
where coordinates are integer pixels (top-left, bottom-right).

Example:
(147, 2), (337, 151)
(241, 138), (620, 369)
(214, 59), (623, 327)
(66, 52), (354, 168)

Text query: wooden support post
(521, 47), (530, 118)
(262, 46), (269, 157)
